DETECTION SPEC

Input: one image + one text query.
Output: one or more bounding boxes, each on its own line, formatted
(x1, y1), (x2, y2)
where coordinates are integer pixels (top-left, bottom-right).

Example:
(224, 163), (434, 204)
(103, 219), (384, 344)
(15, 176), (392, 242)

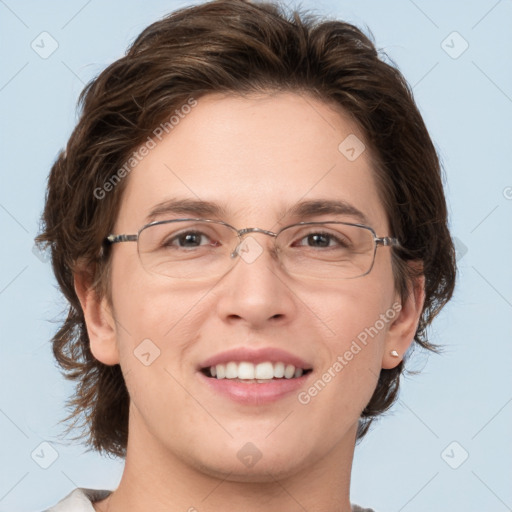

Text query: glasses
(105, 218), (400, 280)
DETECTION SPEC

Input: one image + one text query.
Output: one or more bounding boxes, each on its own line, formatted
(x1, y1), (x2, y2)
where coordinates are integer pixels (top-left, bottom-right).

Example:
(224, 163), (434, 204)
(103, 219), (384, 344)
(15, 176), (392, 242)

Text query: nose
(214, 233), (297, 329)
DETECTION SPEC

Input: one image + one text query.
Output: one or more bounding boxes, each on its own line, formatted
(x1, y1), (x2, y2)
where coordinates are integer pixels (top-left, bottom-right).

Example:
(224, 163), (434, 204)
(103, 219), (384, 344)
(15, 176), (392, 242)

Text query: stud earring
(390, 350), (400, 358)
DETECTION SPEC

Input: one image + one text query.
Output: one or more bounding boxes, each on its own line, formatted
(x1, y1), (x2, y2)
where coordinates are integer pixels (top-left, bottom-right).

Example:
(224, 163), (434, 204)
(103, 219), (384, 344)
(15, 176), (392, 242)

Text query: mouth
(197, 347), (314, 403)
(200, 361), (313, 382)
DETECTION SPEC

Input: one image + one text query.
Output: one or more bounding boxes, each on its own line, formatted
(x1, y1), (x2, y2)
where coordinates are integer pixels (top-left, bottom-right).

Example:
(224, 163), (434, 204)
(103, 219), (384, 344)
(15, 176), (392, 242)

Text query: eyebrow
(145, 197), (369, 226)
(283, 199), (369, 225)
(146, 198), (228, 223)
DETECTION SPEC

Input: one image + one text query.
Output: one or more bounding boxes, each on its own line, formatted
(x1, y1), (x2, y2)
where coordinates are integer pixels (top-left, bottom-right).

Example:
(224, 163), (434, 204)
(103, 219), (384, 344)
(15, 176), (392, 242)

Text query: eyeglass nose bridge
(230, 226), (279, 259)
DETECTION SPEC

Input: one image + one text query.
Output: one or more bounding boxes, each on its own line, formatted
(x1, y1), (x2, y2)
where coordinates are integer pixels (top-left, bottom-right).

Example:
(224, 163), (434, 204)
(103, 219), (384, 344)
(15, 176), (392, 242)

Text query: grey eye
(295, 232), (350, 249)
(169, 231), (209, 248)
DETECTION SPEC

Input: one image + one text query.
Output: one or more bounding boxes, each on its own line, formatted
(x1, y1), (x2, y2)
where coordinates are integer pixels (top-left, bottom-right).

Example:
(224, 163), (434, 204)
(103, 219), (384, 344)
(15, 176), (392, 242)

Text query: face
(97, 92), (405, 481)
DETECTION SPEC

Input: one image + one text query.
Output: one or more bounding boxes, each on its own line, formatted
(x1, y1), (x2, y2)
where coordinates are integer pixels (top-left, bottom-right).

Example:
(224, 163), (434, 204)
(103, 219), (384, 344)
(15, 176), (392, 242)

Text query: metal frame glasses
(105, 218), (401, 280)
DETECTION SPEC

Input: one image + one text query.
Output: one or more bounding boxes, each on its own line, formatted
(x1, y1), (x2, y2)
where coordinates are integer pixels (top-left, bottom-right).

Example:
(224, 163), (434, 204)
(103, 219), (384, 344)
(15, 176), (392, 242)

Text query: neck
(94, 408), (357, 512)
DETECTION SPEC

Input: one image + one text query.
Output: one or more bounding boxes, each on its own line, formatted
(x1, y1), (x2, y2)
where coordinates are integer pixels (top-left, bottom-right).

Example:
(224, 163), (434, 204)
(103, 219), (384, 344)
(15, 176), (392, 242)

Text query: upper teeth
(209, 361), (305, 380)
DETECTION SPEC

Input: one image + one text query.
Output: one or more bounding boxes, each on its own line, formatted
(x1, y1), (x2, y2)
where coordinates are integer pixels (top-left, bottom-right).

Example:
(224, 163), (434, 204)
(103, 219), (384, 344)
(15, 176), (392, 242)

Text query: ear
(382, 263), (425, 370)
(74, 268), (120, 366)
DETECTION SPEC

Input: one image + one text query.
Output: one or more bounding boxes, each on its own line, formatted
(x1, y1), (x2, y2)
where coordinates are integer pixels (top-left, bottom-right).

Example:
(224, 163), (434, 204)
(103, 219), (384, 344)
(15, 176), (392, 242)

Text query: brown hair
(36, 0), (456, 457)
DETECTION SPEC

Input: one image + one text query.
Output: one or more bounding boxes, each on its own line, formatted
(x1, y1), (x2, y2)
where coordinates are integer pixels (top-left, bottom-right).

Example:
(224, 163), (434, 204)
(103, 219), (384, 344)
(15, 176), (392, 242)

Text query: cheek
(309, 270), (396, 346)
(109, 278), (207, 432)
(110, 252), (205, 343)
(297, 277), (396, 414)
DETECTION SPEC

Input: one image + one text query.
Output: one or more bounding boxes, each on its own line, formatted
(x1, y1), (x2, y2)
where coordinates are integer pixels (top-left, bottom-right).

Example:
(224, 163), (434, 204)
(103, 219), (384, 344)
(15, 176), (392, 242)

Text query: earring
(390, 350), (400, 358)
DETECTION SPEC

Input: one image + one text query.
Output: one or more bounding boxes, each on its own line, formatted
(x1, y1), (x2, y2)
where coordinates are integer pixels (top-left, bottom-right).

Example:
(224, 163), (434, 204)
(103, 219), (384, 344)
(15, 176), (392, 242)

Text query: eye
(164, 230), (218, 249)
(294, 231), (350, 249)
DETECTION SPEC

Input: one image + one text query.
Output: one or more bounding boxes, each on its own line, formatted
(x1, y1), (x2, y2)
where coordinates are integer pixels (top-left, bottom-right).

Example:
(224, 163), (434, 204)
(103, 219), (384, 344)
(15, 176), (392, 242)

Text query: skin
(75, 92), (424, 512)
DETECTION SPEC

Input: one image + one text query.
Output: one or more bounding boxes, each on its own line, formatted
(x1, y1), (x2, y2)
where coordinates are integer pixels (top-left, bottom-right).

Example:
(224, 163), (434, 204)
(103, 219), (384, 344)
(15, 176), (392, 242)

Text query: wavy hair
(36, 0), (456, 457)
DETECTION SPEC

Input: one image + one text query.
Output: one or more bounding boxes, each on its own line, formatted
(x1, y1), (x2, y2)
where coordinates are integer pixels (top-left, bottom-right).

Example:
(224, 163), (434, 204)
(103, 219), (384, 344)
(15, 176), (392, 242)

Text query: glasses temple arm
(106, 234), (138, 244)
(376, 236), (400, 248)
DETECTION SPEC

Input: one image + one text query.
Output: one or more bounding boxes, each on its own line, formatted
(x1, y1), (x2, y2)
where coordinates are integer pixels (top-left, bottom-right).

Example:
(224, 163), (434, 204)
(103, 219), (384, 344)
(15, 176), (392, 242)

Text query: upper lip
(199, 347), (313, 370)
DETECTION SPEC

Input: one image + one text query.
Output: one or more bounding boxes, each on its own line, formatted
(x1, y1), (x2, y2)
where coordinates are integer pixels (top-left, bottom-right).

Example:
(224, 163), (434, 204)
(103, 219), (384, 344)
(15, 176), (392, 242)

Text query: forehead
(116, 92), (389, 232)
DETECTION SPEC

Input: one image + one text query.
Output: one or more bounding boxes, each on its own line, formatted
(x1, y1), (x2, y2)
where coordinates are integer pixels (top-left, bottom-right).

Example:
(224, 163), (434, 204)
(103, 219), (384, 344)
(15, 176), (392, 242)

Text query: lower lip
(197, 371), (313, 405)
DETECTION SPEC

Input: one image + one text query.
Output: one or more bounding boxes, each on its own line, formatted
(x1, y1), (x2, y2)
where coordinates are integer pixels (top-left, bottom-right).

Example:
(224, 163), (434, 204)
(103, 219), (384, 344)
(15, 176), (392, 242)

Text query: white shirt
(44, 488), (376, 511)
(44, 488), (112, 511)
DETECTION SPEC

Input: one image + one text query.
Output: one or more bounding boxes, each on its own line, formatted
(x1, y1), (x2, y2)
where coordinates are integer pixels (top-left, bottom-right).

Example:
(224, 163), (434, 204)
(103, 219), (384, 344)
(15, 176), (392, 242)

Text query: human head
(36, 0), (456, 459)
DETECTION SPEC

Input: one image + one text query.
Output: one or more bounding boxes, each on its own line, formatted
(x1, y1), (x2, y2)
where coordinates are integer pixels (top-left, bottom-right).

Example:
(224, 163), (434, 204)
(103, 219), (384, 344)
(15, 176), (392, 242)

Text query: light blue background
(1, 1), (511, 511)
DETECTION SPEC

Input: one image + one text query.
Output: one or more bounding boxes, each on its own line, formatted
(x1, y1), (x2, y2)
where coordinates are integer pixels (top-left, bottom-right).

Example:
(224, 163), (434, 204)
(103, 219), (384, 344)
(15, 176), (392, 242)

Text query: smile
(201, 361), (312, 381)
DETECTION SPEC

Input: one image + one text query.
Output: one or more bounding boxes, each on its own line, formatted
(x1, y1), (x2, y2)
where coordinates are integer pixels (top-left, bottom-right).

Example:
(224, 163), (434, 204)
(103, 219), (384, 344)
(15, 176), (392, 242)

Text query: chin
(195, 453), (311, 483)
(182, 434), (316, 482)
